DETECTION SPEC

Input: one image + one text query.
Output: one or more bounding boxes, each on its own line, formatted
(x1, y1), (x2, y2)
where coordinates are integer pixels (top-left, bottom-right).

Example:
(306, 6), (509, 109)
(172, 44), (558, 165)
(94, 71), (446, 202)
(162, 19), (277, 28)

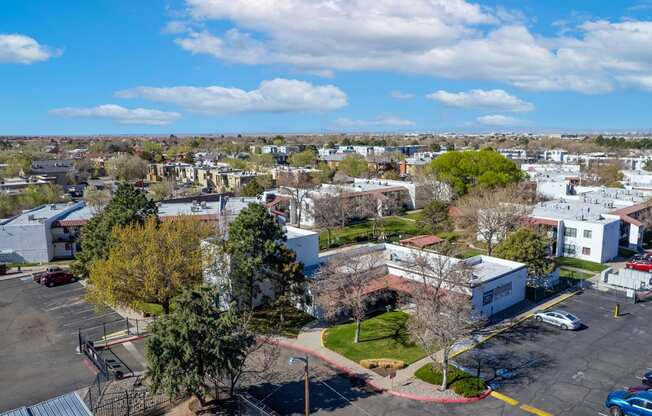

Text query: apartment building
(0, 198), (238, 263)
(528, 188), (652, 263)
(308, 243), (527, 319)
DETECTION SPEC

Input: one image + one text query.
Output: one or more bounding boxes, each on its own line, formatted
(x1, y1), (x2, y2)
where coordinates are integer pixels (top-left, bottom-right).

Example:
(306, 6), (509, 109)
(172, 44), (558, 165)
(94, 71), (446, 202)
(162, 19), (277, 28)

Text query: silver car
(534, 309), (582, 330)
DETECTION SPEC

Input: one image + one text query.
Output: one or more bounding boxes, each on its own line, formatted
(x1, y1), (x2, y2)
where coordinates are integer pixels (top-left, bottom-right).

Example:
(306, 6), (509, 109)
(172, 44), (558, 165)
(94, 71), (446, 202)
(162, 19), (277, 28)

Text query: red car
(626, 255), (652, 272)
(33, 267), (77, 287)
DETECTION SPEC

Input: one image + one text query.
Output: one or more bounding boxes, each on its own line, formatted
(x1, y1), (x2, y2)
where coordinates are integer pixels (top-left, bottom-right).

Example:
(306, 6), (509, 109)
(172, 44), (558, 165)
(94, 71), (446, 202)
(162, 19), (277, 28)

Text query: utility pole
(290, 355), (310, 416)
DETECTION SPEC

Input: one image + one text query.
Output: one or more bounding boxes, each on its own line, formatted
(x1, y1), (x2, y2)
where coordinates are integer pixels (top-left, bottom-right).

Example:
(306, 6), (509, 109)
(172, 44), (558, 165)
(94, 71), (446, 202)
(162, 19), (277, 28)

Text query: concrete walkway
(279, 289), (581, 401)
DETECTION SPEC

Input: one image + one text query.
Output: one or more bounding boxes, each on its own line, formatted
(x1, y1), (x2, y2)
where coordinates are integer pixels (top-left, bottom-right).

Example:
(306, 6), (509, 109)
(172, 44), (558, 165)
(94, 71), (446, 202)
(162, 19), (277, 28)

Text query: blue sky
(3, 0), (652, 135)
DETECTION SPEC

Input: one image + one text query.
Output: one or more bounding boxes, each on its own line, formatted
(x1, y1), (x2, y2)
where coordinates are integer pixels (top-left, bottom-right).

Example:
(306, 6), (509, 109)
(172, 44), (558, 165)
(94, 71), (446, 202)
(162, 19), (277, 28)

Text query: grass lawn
(557, 257), (608, 273)
(560, 267), (594, 280)
(323, 311), (427, 365)
(250, 306), (315, 338)
(415, 363), (487, 398)
(319, 217), (421, 249)
(402, 211), (422, 221)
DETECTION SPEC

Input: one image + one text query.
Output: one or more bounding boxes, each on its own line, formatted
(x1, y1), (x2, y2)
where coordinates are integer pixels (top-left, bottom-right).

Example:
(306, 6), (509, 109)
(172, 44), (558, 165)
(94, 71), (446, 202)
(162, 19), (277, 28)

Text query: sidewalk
(276, 289), (580, 402)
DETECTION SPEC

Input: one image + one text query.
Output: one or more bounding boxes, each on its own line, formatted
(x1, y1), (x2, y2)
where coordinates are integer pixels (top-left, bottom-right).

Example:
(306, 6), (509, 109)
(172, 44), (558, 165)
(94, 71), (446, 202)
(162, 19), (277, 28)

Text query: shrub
(360, 358), (406, 370)
(414, 363), (487, 398)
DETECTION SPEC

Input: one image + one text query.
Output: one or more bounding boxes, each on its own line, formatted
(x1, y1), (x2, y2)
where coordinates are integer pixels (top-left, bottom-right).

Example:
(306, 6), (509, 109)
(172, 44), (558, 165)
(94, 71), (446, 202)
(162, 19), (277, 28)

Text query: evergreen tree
(226, 204), (304, 310)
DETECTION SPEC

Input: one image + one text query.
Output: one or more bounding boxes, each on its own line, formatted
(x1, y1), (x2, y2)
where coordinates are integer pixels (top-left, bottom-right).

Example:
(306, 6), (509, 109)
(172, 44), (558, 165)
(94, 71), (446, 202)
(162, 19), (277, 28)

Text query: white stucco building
(309, 243), (527, 319)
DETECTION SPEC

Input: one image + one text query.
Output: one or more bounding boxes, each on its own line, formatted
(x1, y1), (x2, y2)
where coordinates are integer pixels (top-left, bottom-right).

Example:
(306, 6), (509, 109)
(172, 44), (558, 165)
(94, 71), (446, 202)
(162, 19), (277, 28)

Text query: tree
(429, 149), (524, 196)
(73, 184), (158, 278)
(311, 251), (384, 343)
(455, 186), (529, 255)
(240, 180), (264, 197)
(226, 204), (303, 310)
(338, 154), (368, 178)
(645, 160), (652, 172)
(310, 189), (355, 246)
(272, 135), (285, 145)
(150, 180), (175, 201)
(493, 228), (553, 286)
(277, 171), (320, 228)
(382, 170), (401, 180)
(249, 153), (276, 171)
(146, 285), (258, 405)
(88, 216), (213, 314)
(141, 141), (164, 163)
(585, 161), (624, 187)
(418, 200), (450, 234)
(183, 152), (195, 164)
(83, 187), (112, 214)
(289, 149), (316, 167)
(406, 253), (482, 391)
(106, 154), (148, 181)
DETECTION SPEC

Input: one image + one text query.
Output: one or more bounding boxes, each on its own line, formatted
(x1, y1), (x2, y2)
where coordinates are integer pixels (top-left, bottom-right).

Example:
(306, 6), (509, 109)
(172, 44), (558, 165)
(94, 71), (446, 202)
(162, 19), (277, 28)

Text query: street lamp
(289, 355), (310, 416)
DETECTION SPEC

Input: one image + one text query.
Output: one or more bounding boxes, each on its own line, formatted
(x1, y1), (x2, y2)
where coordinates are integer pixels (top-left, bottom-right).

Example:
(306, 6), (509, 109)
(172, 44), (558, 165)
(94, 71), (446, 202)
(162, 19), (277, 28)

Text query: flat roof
(531, 187), (651, 224)
(0, 203), (81, 226)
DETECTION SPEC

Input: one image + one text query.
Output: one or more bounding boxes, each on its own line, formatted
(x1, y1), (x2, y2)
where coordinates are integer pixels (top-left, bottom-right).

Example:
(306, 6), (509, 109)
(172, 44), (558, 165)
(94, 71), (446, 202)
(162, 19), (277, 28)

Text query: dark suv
(33, 267), (77, 287)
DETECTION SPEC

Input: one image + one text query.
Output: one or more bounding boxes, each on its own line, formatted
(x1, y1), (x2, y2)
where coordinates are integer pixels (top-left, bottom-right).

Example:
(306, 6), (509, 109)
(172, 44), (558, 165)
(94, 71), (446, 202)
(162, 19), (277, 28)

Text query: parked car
(0, 263), (7, 275)
(628, 372), (652, 393)
(534, 309), (582, 330)
(626, 255), (652, 272)
(33, 267), (77, 287)
(606, 390), (652, 415)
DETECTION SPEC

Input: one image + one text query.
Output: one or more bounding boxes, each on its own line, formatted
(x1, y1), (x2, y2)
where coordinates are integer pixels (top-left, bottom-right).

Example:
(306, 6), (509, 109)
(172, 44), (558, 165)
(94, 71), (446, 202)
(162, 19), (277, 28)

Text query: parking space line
(520, 404), (553, 416)
(490, 391), (519, 406)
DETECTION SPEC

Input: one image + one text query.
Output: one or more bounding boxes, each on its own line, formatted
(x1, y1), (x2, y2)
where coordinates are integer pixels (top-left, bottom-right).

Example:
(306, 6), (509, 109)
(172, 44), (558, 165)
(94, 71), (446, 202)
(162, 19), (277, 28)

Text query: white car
(534, 309), (582, 330)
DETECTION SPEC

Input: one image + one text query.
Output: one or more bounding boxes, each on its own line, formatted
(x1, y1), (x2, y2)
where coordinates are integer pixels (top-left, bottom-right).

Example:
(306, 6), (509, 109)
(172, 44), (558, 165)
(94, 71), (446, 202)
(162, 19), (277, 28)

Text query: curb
(390, 387), (492, 403)
(269, 339), (490, 404)
(450, 290), (580, 359)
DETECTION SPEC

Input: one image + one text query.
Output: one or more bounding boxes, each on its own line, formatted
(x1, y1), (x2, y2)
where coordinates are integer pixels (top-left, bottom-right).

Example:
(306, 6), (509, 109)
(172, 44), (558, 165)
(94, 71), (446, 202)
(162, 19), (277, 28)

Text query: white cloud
(173, 1), (652, 94)
(50, 105), (181, 125)
(427, 89), (534, 112)
(476, 114), (521, 126)
(116, 78), (347, 114)
(390, 91), (415, 100)
(0, 34), (58, 64)
(335, 116), (415, 128)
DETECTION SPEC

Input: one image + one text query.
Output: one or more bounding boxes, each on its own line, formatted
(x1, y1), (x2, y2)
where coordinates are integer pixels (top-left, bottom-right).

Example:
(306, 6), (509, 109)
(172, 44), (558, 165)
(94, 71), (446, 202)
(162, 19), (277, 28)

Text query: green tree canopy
(493, 228), (553, 282)
(429, 149), (524, 196)
(338, 154), (368, 177)
(73, 183), (157, 278)
(417, 200), (450, 233)
(88, 216), (212, 314)
(289, 149), (316, 167)
(240, 180), (264, 197)
(146, 285), (256, 405)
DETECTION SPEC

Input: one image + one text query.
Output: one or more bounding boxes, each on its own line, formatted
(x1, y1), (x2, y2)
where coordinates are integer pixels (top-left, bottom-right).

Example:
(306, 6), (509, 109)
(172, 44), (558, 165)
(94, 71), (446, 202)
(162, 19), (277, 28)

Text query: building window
(563, 244), (576, 256)
(582, 247), (591, 256)
(483, 290), (494, 306)
(494, 282), (512, 301)
(65, 243), (72, 250)
(63, 227), (69, 234)
(583, 230), (592, 239)
(564, 227), (577, 237)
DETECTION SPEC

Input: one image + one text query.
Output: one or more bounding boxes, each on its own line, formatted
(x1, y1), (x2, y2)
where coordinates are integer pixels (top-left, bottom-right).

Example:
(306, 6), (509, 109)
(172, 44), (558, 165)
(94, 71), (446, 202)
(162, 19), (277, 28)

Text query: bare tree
(83, 187), (112, 214)
(455, 186), (529, 255)
(406, 254), (483, 391)
(277, 171), (320, 228)
(311, 251), (385, 343)
(413, 169), (452, 202)
(311, 195), (342, 247)
(355, 192), (401, 238)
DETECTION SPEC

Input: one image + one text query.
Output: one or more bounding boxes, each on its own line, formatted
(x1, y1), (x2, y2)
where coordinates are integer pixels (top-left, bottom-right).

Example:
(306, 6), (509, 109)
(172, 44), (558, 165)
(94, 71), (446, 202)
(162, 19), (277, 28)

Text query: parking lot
(0, 276), (125, 411)
(455, 289), (652, 416)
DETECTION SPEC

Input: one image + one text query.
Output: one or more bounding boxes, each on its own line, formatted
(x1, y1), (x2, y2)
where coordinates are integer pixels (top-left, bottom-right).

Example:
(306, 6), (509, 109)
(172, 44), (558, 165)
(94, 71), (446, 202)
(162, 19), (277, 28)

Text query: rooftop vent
(28, 214), (35, 221)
